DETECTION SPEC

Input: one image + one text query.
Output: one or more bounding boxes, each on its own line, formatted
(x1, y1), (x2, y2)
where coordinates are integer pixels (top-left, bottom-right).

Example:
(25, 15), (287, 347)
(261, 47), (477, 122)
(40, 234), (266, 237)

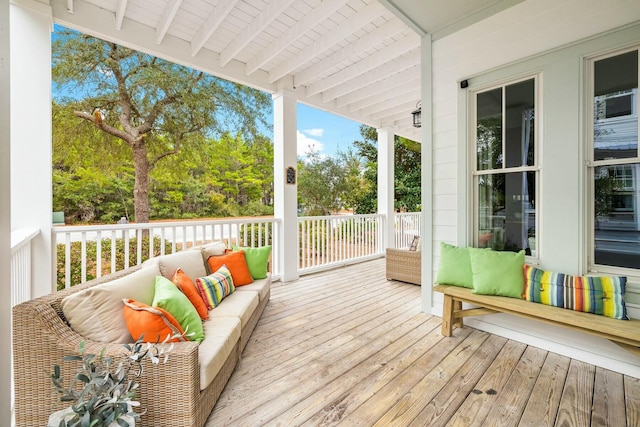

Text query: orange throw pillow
(206, 251), (254, 286)
(172, 268), (209, 320)
(122, 299), (187, 343)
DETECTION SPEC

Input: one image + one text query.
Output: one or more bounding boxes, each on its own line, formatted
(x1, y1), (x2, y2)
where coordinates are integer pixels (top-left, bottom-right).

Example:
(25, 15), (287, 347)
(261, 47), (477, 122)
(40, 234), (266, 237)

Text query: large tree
(53, 101), (275, 222)
(297, 149), (362, 216)
(53, 28), (271, 223)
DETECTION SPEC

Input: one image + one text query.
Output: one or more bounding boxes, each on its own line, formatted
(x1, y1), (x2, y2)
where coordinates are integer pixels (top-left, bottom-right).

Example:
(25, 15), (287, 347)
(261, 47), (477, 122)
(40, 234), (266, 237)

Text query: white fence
(298, 214), (385, 274)
(10, 229), (39, 307)
(50, 212), (421, 289)
(394, 212), (422, 249)
(52, 218), (279, 289)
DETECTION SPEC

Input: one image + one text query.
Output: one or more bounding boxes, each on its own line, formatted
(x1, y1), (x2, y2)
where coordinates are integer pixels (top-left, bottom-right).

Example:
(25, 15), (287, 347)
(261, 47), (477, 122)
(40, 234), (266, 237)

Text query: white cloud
(302, 128), (325, 137)
(297, 130), (324, 155)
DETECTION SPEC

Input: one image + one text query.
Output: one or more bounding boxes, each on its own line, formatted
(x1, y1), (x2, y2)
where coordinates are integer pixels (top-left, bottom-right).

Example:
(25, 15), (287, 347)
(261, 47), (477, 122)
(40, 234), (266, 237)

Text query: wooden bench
(433, 284), (640, 357)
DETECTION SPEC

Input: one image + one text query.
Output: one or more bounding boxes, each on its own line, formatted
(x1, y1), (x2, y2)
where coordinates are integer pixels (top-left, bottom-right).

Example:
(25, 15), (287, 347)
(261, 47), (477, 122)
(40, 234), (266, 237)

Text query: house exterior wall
(428, 0), (640, 376)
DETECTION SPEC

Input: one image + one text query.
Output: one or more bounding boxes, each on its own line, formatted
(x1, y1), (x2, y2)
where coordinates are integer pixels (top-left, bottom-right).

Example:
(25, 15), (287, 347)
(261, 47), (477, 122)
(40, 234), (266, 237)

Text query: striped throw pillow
(195, 265), (235, 310)
(523, 265), (628, 320)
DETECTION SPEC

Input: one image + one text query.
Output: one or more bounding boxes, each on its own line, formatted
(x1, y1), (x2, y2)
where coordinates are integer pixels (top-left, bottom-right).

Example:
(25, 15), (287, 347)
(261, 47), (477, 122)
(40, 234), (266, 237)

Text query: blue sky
(295, 104), (363, 158)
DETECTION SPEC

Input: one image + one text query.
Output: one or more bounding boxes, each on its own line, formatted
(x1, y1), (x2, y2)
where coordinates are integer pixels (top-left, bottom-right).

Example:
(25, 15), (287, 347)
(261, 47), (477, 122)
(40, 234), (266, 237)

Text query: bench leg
(442, 294), (454, 336)
(453, 300), (463, 329)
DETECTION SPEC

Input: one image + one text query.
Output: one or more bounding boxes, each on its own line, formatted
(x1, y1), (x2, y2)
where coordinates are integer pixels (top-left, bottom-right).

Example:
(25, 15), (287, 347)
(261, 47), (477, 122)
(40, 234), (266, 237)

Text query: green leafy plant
(50, 335), (180, 427)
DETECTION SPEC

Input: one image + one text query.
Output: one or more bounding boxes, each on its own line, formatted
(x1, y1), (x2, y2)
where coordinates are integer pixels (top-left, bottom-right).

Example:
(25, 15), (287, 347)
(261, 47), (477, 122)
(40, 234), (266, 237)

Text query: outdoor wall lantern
(411, 101), (421, 128)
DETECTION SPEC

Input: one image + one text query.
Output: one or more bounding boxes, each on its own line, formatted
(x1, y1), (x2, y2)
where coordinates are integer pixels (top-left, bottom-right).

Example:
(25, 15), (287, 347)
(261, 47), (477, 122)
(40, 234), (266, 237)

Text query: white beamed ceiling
(51, 0), (522, 142)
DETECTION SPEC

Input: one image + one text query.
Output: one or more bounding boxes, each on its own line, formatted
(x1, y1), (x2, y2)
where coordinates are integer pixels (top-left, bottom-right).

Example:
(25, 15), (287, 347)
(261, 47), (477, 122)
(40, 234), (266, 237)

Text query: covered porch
(4, 0), (640, 424)
(206, 258), (640, 426)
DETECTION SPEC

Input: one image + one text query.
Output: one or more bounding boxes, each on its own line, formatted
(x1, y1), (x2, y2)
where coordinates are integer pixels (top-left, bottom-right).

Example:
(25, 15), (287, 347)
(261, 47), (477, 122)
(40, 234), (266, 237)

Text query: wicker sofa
(12, 243), (270, 427)
(385, 247), (421, 285)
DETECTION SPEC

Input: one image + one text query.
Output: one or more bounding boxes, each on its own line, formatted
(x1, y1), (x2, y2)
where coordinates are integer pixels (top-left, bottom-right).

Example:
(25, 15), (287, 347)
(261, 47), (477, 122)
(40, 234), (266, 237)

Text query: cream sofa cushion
(209, 291), (259, 328)
(234, 275), (270, 302)
(198, 317), (241, 390)
(61, 264), (160, 343)
(144, 250), (207, 280)
(190, 241), (228, 272)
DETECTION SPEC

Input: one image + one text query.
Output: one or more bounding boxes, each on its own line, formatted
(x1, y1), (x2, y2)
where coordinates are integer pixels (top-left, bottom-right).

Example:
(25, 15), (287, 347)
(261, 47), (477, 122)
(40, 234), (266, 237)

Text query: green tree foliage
(352, 125), (421, 213)
(53, 101), (274, 222)
(297, 149), (363, 216)
(52, 27), (271, 223)
(53, 102), (135, 223)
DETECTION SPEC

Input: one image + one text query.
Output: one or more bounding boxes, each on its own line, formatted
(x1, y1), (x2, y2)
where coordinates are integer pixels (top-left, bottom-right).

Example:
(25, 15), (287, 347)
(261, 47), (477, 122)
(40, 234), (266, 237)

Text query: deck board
(204, 258), (640, 427)
(519, 352), (571, 426)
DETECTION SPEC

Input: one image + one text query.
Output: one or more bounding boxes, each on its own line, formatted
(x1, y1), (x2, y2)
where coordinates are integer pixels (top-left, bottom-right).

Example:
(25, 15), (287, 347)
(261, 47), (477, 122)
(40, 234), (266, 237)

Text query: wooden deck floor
(205, 258), (640, 427)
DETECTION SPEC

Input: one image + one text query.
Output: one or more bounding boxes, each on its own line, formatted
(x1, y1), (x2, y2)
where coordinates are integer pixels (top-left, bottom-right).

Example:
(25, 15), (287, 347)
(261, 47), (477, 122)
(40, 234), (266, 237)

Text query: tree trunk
(132, 142), (150, 223)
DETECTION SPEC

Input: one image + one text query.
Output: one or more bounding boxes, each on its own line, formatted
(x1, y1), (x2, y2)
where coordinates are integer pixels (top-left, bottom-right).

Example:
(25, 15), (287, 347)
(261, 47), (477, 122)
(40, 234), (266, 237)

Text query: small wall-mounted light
(411, 101), (421, 128)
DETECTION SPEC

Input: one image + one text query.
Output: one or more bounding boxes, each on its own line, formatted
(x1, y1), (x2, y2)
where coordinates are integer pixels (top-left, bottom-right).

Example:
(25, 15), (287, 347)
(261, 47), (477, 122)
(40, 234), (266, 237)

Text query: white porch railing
(298, 214), (385, 274)
(394, 212), (422, 249)
(52, 218), (280, 289)
(10, 228), (40, 425)
(10, 228), (39, 307)
(50, 212), (421, 289)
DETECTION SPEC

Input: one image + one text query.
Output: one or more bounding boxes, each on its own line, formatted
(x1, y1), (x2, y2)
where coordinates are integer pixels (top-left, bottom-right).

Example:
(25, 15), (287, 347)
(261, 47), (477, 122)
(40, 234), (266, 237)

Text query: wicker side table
(385, 248), (421, 285)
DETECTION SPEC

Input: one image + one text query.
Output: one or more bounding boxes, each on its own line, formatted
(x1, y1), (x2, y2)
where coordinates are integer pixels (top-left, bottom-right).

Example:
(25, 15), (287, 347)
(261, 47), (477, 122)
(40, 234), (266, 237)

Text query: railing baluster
(111, 230), (117, 274)
(124, 231), (130, 270)
(136, 228), (142, 266)
(80, 232), (87, 283)
(96, 231), (102, 279)
(65, 233), (71, 289)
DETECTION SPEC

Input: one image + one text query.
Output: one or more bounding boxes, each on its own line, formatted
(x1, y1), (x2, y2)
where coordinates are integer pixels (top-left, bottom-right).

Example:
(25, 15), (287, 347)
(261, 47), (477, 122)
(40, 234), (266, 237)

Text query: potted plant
(50, 335), (180, 427)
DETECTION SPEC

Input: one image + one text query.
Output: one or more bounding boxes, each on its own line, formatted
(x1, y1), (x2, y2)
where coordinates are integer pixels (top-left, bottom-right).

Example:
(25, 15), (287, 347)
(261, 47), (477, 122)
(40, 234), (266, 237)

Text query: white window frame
(586, 46), (640, 278)
(470, 74), (540, 257)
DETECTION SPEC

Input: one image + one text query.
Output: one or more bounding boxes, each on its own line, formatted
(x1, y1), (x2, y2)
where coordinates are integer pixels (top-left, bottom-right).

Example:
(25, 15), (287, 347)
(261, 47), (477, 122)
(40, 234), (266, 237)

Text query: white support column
(273, 78), (299, 282)
(1, 0), (11, 423)
(377, 126), (395, 249)
(10, 1), (53, 297)
(420, 34), (433, 314)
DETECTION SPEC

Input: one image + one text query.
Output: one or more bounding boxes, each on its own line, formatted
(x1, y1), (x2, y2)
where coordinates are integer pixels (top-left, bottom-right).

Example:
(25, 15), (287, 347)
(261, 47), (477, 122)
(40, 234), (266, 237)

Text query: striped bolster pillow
(523, 265), (628, 320)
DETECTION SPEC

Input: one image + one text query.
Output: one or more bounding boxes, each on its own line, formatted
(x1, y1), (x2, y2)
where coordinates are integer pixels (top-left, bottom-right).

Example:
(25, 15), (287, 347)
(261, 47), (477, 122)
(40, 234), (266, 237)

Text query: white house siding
(429, 0), (640, 377)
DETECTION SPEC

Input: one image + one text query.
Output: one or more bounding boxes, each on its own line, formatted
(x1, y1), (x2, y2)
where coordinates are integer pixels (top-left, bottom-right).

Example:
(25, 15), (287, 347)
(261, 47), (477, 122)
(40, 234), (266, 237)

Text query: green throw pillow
(468, 248), (525, 298)
(232, 245), (272, 279)
(152, 276), (204, 343)
(435, 242), (474, 288)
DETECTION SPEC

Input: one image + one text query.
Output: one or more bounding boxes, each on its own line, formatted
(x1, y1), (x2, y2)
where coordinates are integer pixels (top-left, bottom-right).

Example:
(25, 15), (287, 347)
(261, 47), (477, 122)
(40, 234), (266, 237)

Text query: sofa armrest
(13, 296), (200, 426)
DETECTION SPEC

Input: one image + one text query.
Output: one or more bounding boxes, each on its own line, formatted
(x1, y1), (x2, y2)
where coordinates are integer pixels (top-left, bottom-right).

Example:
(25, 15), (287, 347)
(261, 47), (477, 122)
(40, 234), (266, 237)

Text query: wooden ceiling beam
(245, 0), (346, 76)
(190, 0), (240, 57)
(320, 50), (419, 103)
(336, 66), (419, 108)
(305, 35), (418, 97)
(345, 77), (420, 112)
(356, 88), (418, 117)
(268, 1), (385, 84)
(219, 0), (297, 67)
(156, 0), (182, 45)
(370, 99), (418, 122)
(114, 0), (128, 30)
(294, 19), (407, 87)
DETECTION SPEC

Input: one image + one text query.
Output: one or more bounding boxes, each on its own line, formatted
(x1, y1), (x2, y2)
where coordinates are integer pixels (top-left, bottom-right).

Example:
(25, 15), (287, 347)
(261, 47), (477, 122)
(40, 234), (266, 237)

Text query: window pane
(594, 164), (640, 268)
(594, 51), (638, 161)
(477, 88), (502, 170)
(478, 172), (536, 254)
(505, 79), (535, 168)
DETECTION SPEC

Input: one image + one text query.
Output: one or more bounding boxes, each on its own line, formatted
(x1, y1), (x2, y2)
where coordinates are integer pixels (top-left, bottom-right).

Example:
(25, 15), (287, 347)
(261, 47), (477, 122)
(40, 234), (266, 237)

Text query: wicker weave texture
(385, 248), (421, 285)
(12, 267), (269, 427)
